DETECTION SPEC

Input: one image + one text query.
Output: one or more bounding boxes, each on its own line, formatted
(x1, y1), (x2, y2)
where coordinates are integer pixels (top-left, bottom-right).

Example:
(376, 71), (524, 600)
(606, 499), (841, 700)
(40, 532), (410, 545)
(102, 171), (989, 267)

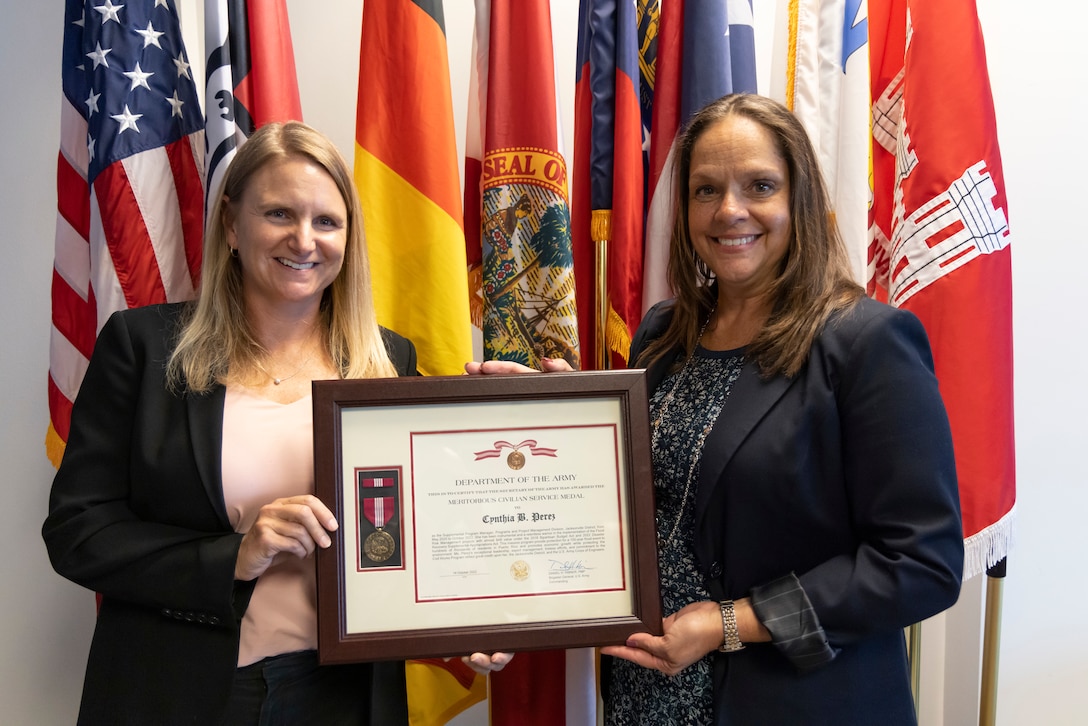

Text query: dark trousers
(221, 651), (408, 726)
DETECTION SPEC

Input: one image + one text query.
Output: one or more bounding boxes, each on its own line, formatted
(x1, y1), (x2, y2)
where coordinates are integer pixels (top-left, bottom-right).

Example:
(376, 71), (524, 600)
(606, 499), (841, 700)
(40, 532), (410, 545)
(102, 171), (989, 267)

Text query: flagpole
(908, 622), (922, 715)
(979, 558), (1006, 726)
(592, 210), (612, 370)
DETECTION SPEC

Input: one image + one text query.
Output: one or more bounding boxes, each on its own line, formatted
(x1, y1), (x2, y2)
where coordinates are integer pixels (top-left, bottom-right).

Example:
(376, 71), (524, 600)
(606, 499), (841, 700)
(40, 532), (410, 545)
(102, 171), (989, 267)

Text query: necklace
(651, 307), (717, 546)
(253, 330), (321, 385)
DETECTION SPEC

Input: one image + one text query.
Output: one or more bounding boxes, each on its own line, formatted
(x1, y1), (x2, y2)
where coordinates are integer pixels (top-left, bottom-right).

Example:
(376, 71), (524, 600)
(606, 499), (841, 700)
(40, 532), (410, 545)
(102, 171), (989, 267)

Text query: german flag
(355, 0), (472, 377)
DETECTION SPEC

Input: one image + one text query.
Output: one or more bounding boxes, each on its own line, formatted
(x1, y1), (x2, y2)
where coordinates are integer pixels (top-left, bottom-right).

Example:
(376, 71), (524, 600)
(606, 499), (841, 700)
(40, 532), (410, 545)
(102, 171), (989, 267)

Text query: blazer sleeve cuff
(750, 573), (838, 671)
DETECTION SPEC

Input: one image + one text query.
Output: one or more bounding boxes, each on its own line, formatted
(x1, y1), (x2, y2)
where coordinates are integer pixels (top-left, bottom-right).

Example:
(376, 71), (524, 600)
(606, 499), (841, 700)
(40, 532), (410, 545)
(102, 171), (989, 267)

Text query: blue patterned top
(606, 347), (744, 726)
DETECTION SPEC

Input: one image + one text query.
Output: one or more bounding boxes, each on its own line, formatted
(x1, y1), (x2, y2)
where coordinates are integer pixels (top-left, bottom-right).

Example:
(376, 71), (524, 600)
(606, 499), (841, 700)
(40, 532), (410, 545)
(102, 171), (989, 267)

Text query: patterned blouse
(606, 347), (744, 726)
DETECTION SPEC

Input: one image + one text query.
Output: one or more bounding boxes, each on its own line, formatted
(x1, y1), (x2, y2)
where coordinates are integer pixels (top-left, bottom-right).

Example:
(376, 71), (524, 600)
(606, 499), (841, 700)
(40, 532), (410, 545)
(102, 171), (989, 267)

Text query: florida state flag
(465, 0), (581, 371)
(869, 0), (1015, 578)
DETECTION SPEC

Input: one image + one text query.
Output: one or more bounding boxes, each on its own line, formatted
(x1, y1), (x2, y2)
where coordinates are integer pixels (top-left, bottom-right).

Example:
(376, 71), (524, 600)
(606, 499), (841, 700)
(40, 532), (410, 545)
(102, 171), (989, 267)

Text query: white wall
(2, 1), (1084, 724)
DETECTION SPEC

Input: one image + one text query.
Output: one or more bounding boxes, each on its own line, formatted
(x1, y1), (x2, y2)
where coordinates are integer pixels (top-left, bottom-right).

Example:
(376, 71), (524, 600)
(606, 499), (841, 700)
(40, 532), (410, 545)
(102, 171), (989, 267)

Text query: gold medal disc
(507, 450), (526, 470)
(364, 529), (396, 562)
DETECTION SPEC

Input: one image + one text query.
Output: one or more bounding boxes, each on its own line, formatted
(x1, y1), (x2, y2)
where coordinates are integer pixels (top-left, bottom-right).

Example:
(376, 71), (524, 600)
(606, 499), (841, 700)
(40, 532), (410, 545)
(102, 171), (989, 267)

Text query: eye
(692, 184), (717, 200)
(751, 180), (778, 196)
(265, 208), (288, 220)
(315, 216), (343, 231)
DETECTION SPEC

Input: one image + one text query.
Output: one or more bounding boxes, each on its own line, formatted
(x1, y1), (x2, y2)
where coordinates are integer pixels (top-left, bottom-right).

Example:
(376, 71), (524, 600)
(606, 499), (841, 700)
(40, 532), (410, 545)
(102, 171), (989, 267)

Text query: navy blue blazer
(631, 296), (963, 725)
(43, 302), (417, 725)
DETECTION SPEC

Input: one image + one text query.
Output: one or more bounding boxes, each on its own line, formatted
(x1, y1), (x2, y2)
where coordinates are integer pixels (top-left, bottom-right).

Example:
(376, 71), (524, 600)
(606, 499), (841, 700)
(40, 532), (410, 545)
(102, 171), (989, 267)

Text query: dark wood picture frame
(312, 370), (661, 664)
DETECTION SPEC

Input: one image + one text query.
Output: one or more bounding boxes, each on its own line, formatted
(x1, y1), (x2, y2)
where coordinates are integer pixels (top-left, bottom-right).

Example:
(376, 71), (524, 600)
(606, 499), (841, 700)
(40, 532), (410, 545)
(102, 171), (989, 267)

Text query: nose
(715, 189), (748, 223)
(287, 221), (318, 252)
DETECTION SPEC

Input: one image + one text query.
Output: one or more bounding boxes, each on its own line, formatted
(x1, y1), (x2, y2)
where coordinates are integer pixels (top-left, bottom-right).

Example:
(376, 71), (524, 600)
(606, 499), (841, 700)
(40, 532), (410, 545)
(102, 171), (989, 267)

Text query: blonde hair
(637, 94), (862, 378)
(167, 121), (397, 392)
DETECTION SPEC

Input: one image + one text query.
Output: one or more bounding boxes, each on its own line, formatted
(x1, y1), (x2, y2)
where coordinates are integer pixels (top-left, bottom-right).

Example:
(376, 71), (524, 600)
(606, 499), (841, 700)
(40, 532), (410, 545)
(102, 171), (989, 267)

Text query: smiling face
(686, 114), (792, 302)
(224, 154), (348, 317)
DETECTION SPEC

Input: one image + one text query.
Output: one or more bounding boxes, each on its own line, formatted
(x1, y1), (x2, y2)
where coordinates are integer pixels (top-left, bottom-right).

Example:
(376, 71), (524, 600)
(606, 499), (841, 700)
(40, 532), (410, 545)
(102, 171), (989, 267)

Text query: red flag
(48, 0), (204, 465)
(573, 0), (645, 369)
(869, 0), (1015, 578)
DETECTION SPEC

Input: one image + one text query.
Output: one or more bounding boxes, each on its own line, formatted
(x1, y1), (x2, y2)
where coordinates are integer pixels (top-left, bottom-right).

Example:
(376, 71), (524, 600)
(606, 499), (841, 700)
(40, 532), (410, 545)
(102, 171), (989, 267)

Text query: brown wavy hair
(636, 94), (862, 378)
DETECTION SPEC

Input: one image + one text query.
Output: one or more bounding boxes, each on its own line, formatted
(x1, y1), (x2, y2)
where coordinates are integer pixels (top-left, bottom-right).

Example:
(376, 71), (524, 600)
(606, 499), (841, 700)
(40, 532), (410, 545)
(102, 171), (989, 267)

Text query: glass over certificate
(312, 370), (661, 663)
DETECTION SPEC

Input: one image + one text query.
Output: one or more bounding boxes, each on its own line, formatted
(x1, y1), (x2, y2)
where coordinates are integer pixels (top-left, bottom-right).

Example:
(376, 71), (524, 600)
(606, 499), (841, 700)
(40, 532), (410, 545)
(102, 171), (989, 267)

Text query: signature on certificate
(549, 559), (592, 573)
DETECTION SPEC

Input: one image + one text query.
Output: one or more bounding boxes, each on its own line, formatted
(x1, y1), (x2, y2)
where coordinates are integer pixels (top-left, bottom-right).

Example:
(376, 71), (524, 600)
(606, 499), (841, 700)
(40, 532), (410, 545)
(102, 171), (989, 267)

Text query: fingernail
(320, 535), (331, 548)
(326, 518), (338, 530)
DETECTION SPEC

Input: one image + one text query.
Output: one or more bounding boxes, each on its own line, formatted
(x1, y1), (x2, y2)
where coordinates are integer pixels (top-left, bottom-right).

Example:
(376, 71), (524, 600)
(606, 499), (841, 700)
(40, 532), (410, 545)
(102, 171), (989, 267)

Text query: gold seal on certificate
(507, 449), (526, 470)
(364, 529), (396, 563)
(510, 560), (531, 581)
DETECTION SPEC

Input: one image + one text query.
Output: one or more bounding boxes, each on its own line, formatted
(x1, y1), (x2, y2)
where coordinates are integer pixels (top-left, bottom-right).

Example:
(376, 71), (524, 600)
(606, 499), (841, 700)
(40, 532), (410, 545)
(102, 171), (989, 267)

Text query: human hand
(600, 601), (722, 677)
(462, 651), (514, 675)
(464, 358), (574, 375)
(235, 494), (338, 581)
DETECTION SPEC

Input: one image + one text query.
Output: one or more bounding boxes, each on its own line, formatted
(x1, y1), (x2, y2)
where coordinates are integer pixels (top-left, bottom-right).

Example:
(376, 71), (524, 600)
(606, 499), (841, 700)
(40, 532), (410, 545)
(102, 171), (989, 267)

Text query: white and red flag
(204, 0), (302, 204)
(869, 0), (1015, 578)
(49, 0), (205, 465)
(784, 0), (871, 284)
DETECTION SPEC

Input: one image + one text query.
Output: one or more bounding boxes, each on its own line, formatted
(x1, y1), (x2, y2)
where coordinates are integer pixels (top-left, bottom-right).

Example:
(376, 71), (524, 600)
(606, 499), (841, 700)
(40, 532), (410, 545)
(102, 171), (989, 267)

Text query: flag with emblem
(48, 0), (204, 466)
(204, 0), (302, 205)
(572, 0), (645, 369)
(355, 0), (473, 378)
(784, 0), (870, 284)
(460, 5), (596, 723)
(869, 0), (1015, 578)
(465, 0), (581, 371)
(641, 0), (758, 311)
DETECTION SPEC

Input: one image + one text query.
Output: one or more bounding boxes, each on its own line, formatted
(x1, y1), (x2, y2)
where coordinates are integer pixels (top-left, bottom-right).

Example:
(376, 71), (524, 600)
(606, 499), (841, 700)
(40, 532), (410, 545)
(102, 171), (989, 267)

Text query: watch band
(718, 599), (746, 653)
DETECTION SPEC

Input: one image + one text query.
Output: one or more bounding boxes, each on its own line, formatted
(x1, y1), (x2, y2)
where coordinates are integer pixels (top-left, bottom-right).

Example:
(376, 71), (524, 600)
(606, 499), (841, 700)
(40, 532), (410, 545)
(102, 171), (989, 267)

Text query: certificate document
(412, 423), (625, 602)
(314, 371), (661, 663)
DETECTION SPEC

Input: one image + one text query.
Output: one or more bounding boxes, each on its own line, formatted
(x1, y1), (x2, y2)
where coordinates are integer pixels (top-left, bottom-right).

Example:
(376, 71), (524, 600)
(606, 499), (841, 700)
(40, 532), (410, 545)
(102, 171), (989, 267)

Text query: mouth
(277, 258), (316, 270)
(711, 234), (758, 247)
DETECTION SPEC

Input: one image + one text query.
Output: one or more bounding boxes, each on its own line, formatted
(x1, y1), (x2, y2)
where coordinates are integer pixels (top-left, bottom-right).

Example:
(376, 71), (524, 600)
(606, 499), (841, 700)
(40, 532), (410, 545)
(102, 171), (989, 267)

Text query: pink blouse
(222, 387), (318, 667)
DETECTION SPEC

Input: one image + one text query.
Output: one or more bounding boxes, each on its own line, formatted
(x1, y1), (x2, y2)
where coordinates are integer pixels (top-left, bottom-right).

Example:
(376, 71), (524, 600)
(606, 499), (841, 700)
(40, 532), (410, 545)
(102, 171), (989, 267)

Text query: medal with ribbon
(474, 439), (558, 470)
(360, 474), (398, 564)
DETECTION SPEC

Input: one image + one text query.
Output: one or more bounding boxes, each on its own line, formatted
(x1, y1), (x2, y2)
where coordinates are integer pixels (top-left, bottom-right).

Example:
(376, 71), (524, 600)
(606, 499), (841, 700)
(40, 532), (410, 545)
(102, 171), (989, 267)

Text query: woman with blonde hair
(45, 121), (507, 725)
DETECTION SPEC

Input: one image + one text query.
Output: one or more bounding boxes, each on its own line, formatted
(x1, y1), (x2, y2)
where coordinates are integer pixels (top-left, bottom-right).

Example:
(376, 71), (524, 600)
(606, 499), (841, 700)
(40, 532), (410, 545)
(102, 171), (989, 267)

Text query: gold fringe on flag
(45, 423), (65, 469)
(590, 209), (634, 366)
(468, 264), (484, 330)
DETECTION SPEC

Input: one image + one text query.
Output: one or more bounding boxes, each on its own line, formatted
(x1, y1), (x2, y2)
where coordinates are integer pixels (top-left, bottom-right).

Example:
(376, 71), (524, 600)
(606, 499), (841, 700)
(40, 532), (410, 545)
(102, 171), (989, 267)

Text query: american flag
(48, 0), (204, 465)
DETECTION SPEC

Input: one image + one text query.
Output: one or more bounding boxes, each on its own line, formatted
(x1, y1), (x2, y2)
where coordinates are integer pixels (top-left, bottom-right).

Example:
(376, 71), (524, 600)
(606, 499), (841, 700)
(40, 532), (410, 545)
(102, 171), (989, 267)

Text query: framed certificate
(312, 369), (661, 664)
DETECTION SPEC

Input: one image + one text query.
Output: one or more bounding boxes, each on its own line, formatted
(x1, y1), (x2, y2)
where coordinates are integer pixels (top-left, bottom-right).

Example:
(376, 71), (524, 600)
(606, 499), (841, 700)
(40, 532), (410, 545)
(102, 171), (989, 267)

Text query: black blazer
(631, 297), (963, 725)
(43, 302), (418, 725)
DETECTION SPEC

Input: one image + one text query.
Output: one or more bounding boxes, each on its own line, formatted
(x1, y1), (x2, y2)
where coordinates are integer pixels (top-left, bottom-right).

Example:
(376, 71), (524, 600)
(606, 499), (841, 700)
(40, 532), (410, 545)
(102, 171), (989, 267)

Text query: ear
(221, 196), (237, 246)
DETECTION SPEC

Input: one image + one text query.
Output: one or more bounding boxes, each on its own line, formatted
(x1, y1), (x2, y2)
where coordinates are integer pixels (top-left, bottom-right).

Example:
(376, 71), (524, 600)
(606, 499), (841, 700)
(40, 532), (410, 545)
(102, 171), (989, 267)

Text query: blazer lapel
(187, 386), (230, 527)
(693, 362), (793, 533)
